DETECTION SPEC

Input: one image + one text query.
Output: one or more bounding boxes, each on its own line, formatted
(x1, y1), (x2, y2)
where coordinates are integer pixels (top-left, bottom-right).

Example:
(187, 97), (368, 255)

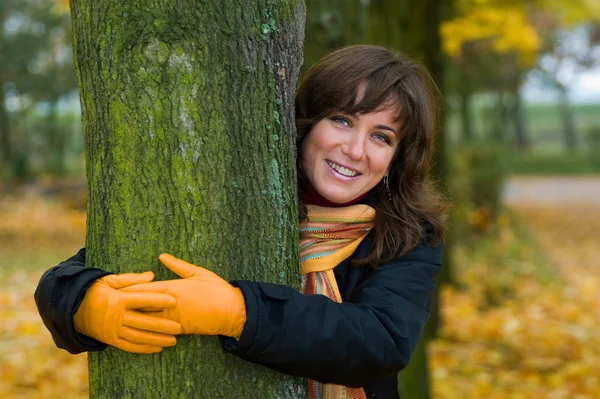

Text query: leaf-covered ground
(431, 202), (600, 398)
(1, 188), (597, 398)
(0, 191), (88, 399)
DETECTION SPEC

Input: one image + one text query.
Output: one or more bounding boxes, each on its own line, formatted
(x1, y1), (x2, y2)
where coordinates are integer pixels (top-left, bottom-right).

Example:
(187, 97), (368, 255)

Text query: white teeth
(327, 161), (358, 177)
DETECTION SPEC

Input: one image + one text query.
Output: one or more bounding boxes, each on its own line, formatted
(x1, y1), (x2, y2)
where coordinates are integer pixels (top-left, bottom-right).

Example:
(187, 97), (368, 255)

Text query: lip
(325, 160), (362, 181)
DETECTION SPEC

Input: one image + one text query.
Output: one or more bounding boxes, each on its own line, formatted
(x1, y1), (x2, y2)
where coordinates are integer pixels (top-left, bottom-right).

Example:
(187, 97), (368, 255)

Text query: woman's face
(301, 107), (400, 204)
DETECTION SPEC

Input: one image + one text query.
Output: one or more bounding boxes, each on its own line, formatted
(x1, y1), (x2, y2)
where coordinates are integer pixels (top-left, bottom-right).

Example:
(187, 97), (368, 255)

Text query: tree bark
(70, 1), (306, 398)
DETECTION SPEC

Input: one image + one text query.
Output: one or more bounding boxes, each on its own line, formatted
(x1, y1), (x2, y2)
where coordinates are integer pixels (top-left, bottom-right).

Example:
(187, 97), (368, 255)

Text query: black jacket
(35, 235), (442, 399)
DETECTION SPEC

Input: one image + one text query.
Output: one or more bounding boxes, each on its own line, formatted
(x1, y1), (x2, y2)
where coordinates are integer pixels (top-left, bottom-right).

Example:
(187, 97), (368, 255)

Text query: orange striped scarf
(300, 204), (376, 399)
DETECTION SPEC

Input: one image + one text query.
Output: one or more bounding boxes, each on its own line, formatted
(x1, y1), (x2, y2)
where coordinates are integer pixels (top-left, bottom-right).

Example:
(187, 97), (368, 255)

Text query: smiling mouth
(326, 160), (361, 177)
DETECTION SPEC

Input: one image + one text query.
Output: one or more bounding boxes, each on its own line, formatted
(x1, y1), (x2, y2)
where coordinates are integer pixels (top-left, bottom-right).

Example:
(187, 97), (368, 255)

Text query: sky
(523, 67), (600, 104)
(522, 26), (600, 104)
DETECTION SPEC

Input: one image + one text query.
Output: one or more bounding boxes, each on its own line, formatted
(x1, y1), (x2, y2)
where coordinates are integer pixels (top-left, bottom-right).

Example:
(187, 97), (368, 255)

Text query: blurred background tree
(1, 0), (77, 182)
(442, 0), (600, 238)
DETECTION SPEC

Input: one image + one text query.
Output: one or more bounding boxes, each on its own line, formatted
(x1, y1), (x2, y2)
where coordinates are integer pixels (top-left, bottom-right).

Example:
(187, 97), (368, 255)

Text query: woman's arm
(220, 241), (442, 387)
(35, 248), (183, 354)
(34, 248), (113, 354)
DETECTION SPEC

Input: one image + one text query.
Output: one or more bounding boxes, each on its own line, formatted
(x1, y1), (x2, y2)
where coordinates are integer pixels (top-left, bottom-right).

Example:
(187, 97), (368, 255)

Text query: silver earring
(383, 175), (392, 201)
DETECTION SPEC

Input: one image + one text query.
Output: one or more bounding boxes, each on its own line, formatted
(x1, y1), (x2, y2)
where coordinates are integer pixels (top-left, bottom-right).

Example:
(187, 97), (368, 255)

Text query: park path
(503, 176), (600, 206)
(504, 176), (600, 279)
(503, 176), (600, 399)
(431, 177), (600, 398)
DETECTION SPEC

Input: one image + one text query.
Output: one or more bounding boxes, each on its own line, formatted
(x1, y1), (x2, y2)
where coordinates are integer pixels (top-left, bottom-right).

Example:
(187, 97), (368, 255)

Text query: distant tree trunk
(302, 0), (367, 75)
(459, 82), (473, 142)
(490, 90), (508, 141)
(0, 85), (11, 172)
(366, 1), (453, 398)
(70, 1), (306, 398)
(0, 4), (6, 172)
(46, 100), (66, 176)
(511, 88), (529, 150)
(556, 84), (578, 151)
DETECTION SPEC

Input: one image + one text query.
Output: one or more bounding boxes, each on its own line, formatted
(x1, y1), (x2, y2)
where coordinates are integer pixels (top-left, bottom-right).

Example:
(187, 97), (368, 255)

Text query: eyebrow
(375, 124), (397, 136)
(344, 112), (398, 137)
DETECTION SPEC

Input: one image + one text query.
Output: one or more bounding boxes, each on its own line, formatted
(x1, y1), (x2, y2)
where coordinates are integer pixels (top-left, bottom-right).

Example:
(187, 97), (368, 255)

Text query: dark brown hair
(295, 45), (449, 266)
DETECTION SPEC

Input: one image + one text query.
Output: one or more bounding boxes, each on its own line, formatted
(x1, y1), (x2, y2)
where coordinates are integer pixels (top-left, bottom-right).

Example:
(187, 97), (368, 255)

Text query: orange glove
(122, 254), (246, 340)
(73, 272), (182, 354)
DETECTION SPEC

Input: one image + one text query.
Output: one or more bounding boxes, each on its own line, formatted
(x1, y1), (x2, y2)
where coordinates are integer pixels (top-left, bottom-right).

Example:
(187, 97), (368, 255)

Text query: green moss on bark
(71, 0), (306, 397)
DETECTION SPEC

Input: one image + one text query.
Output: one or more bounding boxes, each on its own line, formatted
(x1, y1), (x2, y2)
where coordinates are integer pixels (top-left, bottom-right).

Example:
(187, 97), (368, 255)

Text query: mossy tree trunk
(70, 0), (306, 398)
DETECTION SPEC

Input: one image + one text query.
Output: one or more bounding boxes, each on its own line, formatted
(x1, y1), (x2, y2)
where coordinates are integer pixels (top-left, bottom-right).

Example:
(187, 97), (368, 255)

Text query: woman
(35, 45), (448, 399)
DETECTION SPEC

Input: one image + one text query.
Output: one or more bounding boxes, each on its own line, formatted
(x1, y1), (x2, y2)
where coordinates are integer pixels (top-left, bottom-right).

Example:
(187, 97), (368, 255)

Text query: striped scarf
(300, 204), (376, 399)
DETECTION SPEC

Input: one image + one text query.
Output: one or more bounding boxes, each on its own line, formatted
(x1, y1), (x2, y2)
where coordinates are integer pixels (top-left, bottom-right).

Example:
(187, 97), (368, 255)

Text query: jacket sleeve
(220, 240), (443, 387)
(34, 248), (113, 354)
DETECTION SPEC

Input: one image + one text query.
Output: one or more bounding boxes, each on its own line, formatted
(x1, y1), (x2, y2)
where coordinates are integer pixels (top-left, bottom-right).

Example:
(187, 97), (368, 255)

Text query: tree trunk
(459, 83), (473, 142)
(70, 1), (306, 398)
(511, 89), (529, 150)
(490, 90), (508, 141)
(302, 0), (367, 75)
(0, 84), (11, 172)
(46, 100), (67, 176)
(557, 84), (578, 151)
(0, 4), (7, 172)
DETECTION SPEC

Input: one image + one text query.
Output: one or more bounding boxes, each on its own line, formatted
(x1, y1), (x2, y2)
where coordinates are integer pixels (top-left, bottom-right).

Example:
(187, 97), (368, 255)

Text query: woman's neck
(301, 181), (367, 207)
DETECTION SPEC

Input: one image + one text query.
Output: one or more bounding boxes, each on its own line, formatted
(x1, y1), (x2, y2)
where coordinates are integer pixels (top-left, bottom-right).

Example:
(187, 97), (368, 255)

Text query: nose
(341, 134), (366, 161)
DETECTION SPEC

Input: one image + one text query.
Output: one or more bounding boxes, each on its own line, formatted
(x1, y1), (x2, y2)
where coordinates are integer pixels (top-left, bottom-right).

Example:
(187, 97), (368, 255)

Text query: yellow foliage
(441, 6), (541, 66)
(431, 199), (600, 398)
(538, 0), (600, 25)
(52, 0), (70, 14)
(0, 193), (87, 399)
(441, 0), (600, 68)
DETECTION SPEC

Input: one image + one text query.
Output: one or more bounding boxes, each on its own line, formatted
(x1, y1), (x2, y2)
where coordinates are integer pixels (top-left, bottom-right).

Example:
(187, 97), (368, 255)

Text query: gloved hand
(73, 272), (182, 354)
(122, 254), (246, 340)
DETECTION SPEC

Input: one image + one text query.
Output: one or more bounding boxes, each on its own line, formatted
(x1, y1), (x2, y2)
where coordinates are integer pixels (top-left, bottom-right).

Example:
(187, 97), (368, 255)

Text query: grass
(505, 150), (600, 176)
(447, 100), (600, 145)
(446, 100), (600, 176)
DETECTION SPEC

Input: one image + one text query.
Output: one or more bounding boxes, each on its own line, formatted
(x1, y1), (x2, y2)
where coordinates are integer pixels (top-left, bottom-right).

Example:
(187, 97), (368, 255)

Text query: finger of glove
(104, 272), (155, 289)
(119, 326), (177, 347)
(114, 338), (163, 354)
(136, 307), (164, 313)
(122, 291), (177, 310)
(123, 310), (181, 335)
(159, 254), (203, 279)
(120, 281), (170, 294)
(159, 253), (221, 281)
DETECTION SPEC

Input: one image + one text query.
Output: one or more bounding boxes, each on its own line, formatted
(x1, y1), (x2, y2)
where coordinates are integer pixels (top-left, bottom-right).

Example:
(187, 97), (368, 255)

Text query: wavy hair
(295, 45), (449, 266)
